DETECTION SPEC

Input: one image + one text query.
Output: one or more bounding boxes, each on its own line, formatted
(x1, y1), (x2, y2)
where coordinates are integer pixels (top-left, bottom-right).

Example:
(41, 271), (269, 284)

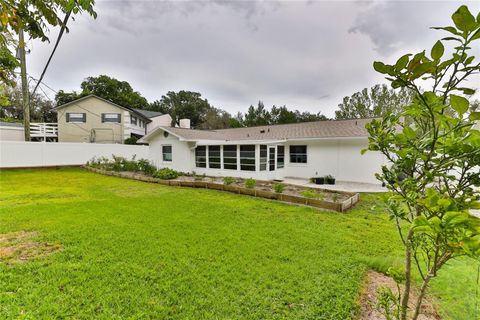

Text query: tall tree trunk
(400, 228), (414, 320)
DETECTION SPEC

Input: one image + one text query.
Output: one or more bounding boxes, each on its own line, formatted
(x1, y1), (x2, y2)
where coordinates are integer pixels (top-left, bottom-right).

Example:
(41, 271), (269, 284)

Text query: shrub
(301, 189), (318, 198)
(137, 159), (156, 176)
(223, 177), (235, 185)
(273, 183), (284, 193)
(153, 168), (179, 180)
(244, 178), (256, 189)
(124, 136), (138, 145)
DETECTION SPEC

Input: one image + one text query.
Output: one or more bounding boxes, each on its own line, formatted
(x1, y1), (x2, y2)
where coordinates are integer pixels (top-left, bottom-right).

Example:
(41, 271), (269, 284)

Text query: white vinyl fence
(0, 141), (149, 168)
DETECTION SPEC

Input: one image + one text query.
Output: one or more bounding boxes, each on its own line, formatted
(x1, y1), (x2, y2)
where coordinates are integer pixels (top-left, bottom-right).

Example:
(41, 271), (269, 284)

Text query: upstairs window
(162, 145), (172, 162)
(195, 146), (206, 168)
(259, 145), (267, 171)
(277, 146), (285, 168)
(208, 145), (221, 169)
(240, 145), (256, 171)
(223, 145), (237, 170)
(66, 113), (86, 123)
(131, 116), (137, 125)
(102, 113), (121, 123)
(290, 145), (307, 163)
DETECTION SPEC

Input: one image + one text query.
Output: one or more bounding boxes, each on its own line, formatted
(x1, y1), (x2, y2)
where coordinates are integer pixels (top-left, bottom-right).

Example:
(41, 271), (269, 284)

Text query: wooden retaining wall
(84, 167), (360, 213)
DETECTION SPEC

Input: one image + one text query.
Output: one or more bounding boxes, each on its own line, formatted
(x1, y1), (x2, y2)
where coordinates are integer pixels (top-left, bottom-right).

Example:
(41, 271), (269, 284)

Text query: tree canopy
(148, 91), (213, 127)
(335, 84), (414, 119)
(239, 101), (327, 127)
(55, 75), (149, 109)
(1, 85), (56, 122)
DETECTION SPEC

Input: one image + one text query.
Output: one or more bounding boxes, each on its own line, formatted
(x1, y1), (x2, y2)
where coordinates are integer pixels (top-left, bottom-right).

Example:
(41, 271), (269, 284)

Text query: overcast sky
(26, 0), (480, 117)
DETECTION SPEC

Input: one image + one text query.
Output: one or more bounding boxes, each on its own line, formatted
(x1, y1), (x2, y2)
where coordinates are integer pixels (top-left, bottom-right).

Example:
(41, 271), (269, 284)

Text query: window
(139, 119), (144, 128)
(240, 145), (256, 171)
(162, 145), (172, 162)
(195, 146), (206, 168)
(208, 145), (221, 169)
(269, 147), (275, 171)
(131, 116), (137, 125)
(290, 145), (307, 163)
(66, 113), (86, 123)
(223, 145), (237, 170)
(259, 145), (267, 171)
(102, 113), (121, 123)
(277, 146), (285, 168)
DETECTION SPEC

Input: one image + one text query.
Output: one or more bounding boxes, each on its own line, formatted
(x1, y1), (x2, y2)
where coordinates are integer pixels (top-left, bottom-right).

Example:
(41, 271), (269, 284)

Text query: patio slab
(282, 177), (387, 193)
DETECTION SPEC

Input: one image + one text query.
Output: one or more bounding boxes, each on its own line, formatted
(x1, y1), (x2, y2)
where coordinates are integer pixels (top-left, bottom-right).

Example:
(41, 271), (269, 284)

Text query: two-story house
(55, 95), (171, 143)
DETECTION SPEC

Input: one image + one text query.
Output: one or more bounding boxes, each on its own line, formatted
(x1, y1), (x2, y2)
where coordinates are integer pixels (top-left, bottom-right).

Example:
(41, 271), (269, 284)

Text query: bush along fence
(84, 156), (359, 212)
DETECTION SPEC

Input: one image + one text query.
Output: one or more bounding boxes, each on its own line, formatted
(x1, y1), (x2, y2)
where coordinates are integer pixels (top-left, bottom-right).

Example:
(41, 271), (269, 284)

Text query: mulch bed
(359, 270), (441, 320)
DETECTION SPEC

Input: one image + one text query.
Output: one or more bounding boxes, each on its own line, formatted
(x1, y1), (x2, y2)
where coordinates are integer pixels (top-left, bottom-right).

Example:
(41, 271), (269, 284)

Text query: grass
(0, 168), (476, 319)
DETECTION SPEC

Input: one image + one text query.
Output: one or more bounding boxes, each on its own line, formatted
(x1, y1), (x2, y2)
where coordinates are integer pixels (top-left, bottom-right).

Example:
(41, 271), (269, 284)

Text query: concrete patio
(282, 177), (387, 193)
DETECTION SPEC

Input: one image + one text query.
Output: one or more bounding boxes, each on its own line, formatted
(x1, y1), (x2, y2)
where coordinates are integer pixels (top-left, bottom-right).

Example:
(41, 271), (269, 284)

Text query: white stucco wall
(148, 130), (194, 172)
(0, 126), (24, 141)
(0, 141), (149, 168)
(147, 128), (385, 184)
(283, 138), (385, 184)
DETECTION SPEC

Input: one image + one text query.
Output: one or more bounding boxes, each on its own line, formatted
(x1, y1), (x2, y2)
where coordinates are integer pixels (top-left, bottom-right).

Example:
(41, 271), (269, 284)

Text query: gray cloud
(26, 0), (479, 117)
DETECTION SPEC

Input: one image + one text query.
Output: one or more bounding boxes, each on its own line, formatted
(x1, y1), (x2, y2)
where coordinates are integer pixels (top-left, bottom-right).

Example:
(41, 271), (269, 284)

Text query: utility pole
(18, 28), (30, 141)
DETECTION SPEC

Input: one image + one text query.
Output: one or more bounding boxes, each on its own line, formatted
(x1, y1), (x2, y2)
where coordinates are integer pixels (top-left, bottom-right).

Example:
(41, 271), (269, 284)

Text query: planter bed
(83, 166), (359, 212)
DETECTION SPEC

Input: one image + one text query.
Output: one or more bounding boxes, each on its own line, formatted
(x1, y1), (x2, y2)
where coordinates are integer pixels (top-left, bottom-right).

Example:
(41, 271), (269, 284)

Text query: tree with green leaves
(0, 0), (96, 86)
(365, 5), (480, 320)
(55, 75), (149, 109)
(335, 84), (414, 119)
(148, 90), (213, 127)
(1, 85), (56, 122)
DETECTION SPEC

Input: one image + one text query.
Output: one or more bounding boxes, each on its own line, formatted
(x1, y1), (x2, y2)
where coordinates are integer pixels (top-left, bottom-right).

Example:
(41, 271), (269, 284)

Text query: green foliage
(335, 84), (414, 119)
(148, 91), (213, 127)
(273, 183), (285, 193)
(124, 136), (139, 145)
(240, 101), (327, 127)
(223, 176), (235, 185)
(301, 189), (318, 199)
(137, 159), (156, 176)
(153, 168), (179, 180)
(367, 5), (480, 320)
(87, 155), (156, 176)
(244, 178), (256, 189)
(1, 85), (56, 122)
(376, 286), (401, 320)
(55, 75), (149, 109)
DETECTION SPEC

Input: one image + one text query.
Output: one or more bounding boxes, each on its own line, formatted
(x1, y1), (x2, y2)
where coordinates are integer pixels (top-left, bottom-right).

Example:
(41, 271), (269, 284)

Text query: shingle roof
(132, 109), (164, 119)
(143, 118), (375, 142)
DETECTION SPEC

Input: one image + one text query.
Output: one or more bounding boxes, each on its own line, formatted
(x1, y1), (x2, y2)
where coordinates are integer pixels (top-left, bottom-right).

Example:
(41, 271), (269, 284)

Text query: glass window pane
(240, 145), (256, 171)
(162, 145), (172, 161)
(196, 146), (206, 168)
(289, 145), (307, 163)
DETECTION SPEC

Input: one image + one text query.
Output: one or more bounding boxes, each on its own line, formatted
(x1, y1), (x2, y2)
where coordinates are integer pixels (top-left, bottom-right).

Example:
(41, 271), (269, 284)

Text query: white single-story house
(139, 118), (387, 184)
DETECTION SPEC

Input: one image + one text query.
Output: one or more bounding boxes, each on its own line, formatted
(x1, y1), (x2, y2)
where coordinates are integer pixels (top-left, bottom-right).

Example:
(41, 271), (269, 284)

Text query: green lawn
(0, 168), (477, 319)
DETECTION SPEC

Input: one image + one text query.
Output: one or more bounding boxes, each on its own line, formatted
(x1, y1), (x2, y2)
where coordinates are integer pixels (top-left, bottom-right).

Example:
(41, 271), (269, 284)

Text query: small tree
(365, 5), (480, 320)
